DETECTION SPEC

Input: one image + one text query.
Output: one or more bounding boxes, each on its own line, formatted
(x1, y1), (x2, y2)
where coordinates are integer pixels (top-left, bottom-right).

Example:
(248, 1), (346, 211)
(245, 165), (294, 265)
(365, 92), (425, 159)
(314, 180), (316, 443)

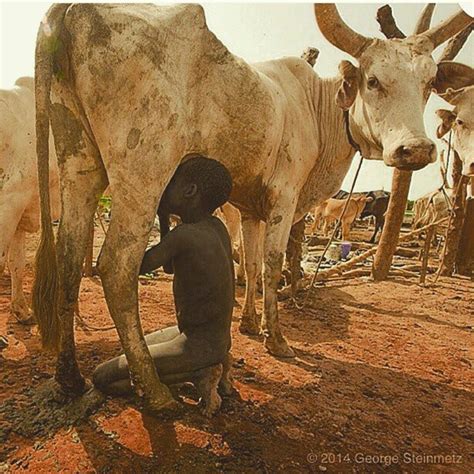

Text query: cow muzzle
(385, 138), (436, 171)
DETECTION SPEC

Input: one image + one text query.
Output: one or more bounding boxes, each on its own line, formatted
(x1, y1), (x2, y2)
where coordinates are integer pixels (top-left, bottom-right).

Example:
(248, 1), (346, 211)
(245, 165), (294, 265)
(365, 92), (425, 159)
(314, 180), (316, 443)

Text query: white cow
(434, 63), (474, 177)
(0, 77), (59, 324)
(33, 4), (469, 405)
(412, 187), (452, 230)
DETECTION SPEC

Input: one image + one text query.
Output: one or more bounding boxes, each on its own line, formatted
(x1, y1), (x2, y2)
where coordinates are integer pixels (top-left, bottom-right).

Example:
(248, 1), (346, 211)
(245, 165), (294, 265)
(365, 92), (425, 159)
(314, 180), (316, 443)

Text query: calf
(360, 190), (391, 243)
(312, 195), (370, 241)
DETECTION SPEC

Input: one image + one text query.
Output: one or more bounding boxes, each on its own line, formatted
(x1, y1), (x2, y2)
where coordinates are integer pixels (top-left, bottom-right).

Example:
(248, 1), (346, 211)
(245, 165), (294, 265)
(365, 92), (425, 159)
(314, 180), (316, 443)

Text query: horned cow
(435, 63), (474, 177)
(33, 4), (470, 405)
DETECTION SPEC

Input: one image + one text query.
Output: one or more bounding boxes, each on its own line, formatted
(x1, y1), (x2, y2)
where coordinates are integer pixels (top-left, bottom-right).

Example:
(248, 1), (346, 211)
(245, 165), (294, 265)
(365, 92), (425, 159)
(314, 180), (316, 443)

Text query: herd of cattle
(0, 4), (472, 403)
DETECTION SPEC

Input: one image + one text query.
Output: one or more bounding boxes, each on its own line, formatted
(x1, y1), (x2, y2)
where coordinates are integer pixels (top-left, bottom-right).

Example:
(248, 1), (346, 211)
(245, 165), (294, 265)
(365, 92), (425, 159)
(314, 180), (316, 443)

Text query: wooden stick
(311, 216), (449, 283)
(420, 225), (434, 284)
(376, 5), (405, 39)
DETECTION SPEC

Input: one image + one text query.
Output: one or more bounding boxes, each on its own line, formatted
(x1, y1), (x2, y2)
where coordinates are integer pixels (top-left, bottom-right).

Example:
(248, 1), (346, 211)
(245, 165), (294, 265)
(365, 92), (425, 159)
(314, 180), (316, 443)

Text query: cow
(0, 77), (60, 324)
(412, 187), (452, 230)
(215, 202), (246, 283)
(311, 195), (370, 240)
(434, 63), (474, 177)
(360, 190), (391, 243)
(315, 189), (390, 243)
(33, 4), (469, 405)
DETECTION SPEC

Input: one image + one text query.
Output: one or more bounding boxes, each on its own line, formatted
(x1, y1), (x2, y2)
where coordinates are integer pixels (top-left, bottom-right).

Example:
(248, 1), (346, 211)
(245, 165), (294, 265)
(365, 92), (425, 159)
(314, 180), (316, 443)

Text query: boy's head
(160, 154), (232, 220)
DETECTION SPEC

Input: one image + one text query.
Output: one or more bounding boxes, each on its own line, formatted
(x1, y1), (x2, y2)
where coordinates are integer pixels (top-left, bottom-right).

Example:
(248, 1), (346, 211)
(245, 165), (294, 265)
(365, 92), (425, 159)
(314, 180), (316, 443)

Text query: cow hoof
(16, 314), (36, 325)
(0, 335), (8, 350)
(239, 316), (260, 336)
(12, 304), (35, 325)
(144, 395), (182, 418)
(192, 365), (223, 418)
(265, 337), (295, 358)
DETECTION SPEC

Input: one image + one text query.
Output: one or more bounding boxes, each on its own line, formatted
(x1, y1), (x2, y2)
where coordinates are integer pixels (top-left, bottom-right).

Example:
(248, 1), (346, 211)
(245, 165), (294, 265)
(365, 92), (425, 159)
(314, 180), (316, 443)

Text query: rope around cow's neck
(296, 111), (365, 308)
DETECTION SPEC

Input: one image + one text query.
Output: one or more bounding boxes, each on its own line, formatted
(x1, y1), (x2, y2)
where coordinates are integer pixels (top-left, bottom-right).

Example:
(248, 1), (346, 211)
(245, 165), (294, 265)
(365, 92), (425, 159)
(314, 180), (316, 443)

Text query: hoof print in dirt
(0, 379), (105, 443)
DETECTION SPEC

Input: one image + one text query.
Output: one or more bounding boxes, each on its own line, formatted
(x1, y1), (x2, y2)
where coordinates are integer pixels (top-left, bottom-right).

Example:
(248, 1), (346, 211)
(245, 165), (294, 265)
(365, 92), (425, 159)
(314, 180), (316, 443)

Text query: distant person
(93, 155), (235, 416)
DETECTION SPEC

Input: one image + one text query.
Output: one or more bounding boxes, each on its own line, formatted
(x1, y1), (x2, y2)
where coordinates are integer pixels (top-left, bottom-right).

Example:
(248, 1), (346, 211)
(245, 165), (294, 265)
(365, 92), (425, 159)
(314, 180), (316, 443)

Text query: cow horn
(314, 4), (371, 58)
(421, 8), (473, 49)
(413, 3), (435, 34)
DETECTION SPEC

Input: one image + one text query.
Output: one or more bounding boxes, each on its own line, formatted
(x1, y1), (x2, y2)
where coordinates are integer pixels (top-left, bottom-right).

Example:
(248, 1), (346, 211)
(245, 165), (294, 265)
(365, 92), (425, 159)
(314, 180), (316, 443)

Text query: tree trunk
(372, 170), (412, 281)
(456, 198), (474, 277)
(440, 152), (466, 276)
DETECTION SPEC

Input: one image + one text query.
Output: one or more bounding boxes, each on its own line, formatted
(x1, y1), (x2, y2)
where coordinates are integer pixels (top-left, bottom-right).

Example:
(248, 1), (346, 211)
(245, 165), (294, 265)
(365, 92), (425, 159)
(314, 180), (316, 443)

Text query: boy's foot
(218, 353), (235, 396)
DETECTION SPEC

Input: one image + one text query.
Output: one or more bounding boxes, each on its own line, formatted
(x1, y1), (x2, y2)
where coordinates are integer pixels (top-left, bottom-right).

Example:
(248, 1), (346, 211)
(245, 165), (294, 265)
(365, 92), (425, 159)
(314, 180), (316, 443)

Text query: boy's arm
(139, 229), (182, 275)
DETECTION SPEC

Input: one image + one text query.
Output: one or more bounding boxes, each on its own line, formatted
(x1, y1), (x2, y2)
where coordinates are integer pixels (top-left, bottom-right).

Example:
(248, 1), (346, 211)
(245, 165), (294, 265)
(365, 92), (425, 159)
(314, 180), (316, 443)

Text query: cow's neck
(295, 77), (356, 220)
(312, 77), (355, 167)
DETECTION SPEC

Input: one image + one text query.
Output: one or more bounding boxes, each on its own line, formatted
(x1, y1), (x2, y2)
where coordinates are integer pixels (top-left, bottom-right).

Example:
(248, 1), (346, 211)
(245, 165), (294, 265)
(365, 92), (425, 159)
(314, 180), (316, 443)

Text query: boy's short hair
(176, 154), (232, 213)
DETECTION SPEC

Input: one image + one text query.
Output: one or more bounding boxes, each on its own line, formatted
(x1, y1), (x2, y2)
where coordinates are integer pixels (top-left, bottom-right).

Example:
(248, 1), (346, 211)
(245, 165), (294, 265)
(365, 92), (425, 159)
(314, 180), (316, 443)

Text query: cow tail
(32, 4), (70, 352)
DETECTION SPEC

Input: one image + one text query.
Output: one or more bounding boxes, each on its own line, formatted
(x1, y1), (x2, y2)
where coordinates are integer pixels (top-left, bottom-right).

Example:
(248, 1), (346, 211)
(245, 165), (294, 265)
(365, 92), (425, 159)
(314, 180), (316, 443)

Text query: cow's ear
(435, 109), (455, 138)
(366, 196), (374, 203)
(433, 62), (474, 101)
(336, 60), (359, 110)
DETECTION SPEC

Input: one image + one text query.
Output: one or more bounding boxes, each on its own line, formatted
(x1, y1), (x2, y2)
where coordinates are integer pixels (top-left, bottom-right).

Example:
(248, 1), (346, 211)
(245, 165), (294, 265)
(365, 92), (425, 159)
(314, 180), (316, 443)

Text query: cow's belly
(294, 152), (354, 223)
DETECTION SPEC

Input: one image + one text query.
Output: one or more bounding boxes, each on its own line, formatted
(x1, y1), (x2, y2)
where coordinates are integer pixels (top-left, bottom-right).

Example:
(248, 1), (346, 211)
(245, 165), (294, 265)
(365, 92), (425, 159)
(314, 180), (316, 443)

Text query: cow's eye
(367, 76), (380, 90)
(456, 118), (464, 127)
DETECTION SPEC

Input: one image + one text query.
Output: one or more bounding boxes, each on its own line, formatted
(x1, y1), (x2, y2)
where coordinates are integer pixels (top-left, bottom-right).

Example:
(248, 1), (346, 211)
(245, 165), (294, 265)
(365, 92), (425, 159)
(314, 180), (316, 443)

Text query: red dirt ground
(1, 230), (473, 473)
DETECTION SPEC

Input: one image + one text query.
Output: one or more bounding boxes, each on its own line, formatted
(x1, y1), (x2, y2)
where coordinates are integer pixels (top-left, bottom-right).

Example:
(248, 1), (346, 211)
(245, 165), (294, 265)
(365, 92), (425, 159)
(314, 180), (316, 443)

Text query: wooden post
(440, 152), (467, 276)
(372, 170), (412, 281)
(456, 198), (474, 277)
(420, 225), (434, 285)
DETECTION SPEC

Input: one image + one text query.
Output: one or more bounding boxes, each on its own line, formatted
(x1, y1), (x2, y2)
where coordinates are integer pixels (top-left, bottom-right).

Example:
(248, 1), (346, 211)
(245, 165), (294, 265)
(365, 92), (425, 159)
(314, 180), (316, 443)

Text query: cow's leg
(0, 192), (30, 276)
(369, 216), (380, 243)
(239, 215), (262, 335)
(97, 188), (175, 410)
(8, 229), (32, 324)
(286, 219), (305, 296)
(54, 165), (107, 394)
(49, 97), (108, 394)
(261, 203), (297, 358)
(341, 219), (351, 241)
(236, 242), (245, 286)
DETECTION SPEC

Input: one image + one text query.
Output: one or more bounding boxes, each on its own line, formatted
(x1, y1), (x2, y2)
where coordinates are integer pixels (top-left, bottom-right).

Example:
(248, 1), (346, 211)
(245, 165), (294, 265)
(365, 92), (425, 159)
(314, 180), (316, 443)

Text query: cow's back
(59, 3), (282, 219)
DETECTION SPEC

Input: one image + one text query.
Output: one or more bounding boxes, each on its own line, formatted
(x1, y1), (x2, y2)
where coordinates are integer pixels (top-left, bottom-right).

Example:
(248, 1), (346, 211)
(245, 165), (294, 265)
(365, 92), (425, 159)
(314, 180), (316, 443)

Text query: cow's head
(434, 62), (474, 177)
(314, 4), (472, 171)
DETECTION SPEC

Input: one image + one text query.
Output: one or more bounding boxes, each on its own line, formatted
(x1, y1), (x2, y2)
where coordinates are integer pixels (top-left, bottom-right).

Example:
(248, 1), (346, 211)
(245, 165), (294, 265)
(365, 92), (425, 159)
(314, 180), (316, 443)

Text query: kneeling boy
(93, 155), (235, 416)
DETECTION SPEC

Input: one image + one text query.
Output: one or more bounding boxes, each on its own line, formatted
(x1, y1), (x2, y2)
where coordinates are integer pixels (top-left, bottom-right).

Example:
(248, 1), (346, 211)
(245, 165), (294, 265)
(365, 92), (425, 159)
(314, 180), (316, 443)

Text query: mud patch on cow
(127, 128), (141, 150)
(270, 215), (282, 226)
(167, 113), (178, 130)
(50, 103), (85, 160)
(84, 5), (111, 47)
